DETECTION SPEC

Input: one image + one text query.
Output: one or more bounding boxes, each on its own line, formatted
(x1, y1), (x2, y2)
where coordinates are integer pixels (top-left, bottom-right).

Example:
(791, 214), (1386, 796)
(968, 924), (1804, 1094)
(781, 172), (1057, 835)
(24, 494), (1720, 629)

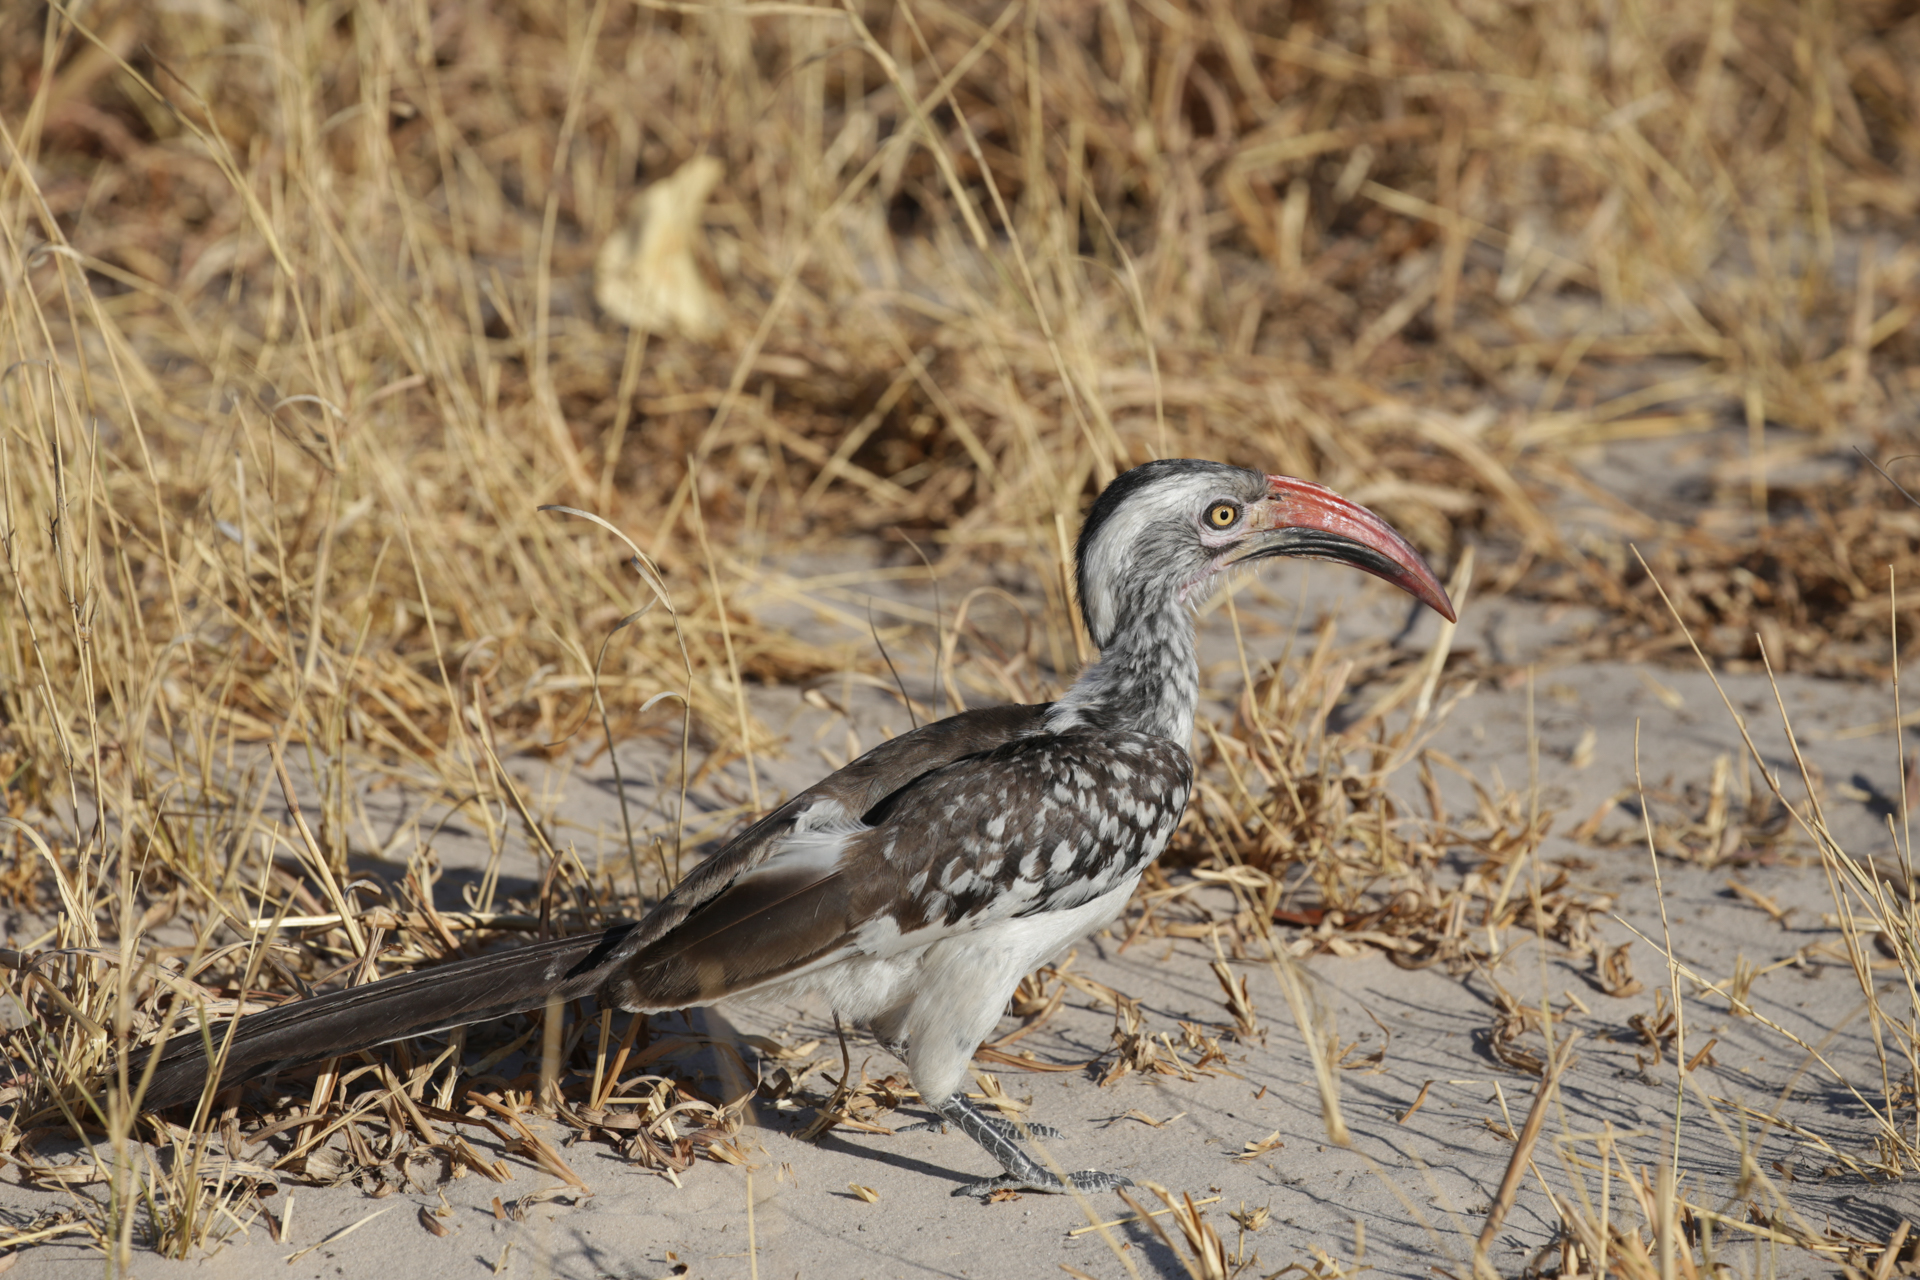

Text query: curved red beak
(1221, 474), (1457, 623)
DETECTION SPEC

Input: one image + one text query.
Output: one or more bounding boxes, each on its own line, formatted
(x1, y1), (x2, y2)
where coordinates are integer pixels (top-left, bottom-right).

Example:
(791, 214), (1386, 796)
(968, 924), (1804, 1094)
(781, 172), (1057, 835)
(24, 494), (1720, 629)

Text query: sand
(6, 463), (1913, 1280)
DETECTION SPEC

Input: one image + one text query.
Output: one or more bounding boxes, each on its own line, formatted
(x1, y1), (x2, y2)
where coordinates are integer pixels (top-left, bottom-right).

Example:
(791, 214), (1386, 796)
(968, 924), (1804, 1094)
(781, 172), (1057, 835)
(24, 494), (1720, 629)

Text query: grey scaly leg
(932, 1094), (1132, 1199)
(875, 1024), (1063, 1142)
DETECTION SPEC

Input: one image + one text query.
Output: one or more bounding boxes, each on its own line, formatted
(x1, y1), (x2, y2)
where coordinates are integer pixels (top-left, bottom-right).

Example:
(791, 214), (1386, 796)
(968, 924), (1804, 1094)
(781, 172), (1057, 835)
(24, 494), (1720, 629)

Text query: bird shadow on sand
(805, 1126), (979, 1189)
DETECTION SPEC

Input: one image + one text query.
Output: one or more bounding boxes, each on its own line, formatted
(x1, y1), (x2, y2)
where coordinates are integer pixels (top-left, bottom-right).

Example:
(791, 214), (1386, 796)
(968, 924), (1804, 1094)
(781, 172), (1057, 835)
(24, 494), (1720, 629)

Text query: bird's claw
(998, 1118), (1065, 1141)
(955, 1170), (1133, 1199)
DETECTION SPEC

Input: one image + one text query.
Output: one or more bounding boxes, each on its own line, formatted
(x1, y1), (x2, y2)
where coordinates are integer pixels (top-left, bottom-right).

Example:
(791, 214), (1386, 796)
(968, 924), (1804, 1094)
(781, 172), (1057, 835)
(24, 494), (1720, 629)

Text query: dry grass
(1538, 445), (1920, 676)
(2, 0), (1919, 1270)
(1504, 565), (1920, 1280)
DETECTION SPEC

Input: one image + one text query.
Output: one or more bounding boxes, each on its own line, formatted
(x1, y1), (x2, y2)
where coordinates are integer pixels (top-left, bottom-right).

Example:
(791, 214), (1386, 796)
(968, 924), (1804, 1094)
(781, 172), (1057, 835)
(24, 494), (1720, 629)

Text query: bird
(135, 458), (1454, 1198)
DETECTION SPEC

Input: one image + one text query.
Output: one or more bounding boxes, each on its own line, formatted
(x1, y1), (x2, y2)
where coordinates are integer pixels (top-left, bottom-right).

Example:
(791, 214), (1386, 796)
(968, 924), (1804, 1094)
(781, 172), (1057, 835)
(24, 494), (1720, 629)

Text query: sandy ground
(7, 451), (1915, 1279)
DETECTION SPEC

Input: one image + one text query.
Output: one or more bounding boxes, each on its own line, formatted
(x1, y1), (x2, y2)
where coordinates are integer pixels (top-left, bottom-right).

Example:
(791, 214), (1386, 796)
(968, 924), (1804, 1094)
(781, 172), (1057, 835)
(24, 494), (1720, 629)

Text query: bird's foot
(929, 1093), (1106, 1197)
(898, 1114), (1064, 1142)
(955, 1169), (1133, 1199)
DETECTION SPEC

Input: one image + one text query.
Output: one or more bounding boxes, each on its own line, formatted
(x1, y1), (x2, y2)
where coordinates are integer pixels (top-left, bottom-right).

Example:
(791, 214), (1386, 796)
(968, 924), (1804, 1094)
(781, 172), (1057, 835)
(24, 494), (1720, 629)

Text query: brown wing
(135, 702), (1048, 1109)
(604, 701), (1051, 957)
(608, 729), (1193, 1010)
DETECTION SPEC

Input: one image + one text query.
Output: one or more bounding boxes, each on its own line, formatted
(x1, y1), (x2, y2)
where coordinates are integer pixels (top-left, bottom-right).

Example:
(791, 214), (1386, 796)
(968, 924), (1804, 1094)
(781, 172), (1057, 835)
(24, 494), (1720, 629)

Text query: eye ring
(1206, 502), (1240, 529)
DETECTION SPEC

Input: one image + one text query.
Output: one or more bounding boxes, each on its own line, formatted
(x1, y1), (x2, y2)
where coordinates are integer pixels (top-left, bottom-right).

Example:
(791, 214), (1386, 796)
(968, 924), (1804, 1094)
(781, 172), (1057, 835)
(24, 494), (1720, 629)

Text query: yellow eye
(1207, 503), (1239, 529)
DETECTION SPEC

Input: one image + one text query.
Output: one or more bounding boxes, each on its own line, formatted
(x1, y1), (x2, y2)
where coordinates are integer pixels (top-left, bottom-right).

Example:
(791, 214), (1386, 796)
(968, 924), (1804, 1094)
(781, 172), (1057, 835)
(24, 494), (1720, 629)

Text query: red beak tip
(1261, 473), (1457, 623)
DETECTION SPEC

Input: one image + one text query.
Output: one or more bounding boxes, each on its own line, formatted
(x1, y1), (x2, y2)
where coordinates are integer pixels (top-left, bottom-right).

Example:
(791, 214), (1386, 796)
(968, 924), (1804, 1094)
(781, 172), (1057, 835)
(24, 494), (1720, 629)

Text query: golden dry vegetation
(3, 0), (1919, 1271)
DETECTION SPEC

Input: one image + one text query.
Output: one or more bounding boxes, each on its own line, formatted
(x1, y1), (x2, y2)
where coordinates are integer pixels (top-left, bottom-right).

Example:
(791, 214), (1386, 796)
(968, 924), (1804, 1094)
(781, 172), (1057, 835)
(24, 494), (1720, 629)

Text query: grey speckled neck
(1044, 603), (1198, 744)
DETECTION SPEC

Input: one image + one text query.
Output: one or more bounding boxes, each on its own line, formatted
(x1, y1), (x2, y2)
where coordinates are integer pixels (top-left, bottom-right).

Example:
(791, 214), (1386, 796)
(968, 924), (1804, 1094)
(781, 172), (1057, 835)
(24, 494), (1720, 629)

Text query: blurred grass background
(4, 0), (1920, 1265)
(4, 0), (1918, 832)
(1, 0), (1916, 1023)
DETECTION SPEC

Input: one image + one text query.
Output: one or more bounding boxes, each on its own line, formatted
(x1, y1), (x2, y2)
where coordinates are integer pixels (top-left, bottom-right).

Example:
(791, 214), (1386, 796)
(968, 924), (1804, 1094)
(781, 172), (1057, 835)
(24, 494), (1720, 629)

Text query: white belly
(728, 877), (1139, 1104)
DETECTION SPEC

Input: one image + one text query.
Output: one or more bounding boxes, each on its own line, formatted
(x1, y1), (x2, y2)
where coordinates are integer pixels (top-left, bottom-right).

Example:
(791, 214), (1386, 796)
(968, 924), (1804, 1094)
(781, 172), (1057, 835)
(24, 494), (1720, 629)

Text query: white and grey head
(1053, 458), (1455, 739)
(1073, 458), (1454, 651)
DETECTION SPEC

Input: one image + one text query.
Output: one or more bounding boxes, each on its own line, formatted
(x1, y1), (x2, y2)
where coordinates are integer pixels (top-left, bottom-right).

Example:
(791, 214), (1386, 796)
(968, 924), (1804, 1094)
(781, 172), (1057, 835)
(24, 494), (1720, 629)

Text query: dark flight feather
(137, 703), (1050, 1109)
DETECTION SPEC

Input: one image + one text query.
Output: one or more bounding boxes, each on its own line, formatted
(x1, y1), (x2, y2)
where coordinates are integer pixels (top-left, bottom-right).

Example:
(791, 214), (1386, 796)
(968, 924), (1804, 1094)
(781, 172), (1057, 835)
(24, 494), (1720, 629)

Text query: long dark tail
(137, 923), (638, 1110)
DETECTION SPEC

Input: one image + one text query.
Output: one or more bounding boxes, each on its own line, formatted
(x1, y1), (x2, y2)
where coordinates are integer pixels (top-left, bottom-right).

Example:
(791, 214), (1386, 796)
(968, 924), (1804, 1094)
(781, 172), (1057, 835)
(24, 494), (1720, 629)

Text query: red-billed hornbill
(138, 460), (1454, 1197)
